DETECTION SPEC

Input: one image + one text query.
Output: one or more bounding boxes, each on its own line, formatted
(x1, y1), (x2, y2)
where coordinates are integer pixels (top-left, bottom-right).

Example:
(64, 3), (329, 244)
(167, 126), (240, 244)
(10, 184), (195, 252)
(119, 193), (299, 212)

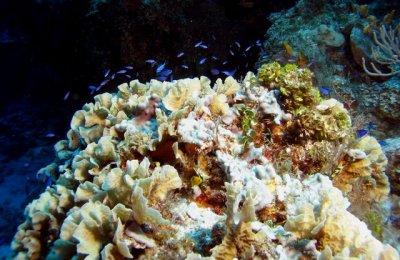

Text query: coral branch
(362, 25), (400, 77)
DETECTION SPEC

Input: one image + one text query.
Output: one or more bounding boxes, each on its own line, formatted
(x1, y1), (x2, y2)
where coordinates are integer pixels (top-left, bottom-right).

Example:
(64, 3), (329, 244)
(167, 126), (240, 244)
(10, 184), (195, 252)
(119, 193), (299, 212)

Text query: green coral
(237, 105), (257, 149)
(257, 62), (321, 113)
(364, 210), (383, 238)
(295, 99), (352, 142)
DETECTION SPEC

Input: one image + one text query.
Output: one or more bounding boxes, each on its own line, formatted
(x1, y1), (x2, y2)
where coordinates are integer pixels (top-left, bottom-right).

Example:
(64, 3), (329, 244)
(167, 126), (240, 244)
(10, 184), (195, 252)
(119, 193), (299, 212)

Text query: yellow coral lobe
(283, 41), (294, 56)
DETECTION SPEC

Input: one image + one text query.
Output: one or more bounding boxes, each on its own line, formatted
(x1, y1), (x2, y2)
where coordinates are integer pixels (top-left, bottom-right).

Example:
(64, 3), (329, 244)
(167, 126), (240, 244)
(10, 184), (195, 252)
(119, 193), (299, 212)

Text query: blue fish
(245, 45), (252, 52)
(45, 176), (52, 187)
(378, 140), (388, 146)
(145, 59), (156, 64)
(199, 58), (207, 64)
(116, 69), (127, 74)
(177, 52), (185, 58)
(222, 61), (229, 65)
(234, 41), (240, 48)
(99, 79), (109, 87)
(157, 76), (168, 81)
(229, 50), (235, 56)
(195, 41), (203, 47)
(212, 34), (216, 41)
(46, 133), (55, 138)
(158, 69), (173, 76)
(125, 74), (132, 79)
(181, 64), (189, 69)
(367, 122), (377, 130)
(63, 91), (71, 101)
(319, 86), (331, 95)
(210, 68), (220, 75)
(88, 85), (97, 91)
(356, 129), (369, 138)
(211, 56), (218, 60)
(389, 215), (399, 223)
(156, 63), (166, 73)
(199, 44), (208, 49)
(221, 69), (236, 76)
(256, 40), (262, 47)
(104, 69), (111, 78)
(125, 66), (134, 70)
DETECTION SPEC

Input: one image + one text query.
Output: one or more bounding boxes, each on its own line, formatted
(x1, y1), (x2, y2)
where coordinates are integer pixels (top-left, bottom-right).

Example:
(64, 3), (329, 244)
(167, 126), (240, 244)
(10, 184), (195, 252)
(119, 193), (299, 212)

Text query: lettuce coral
(10, 63), (398, 259)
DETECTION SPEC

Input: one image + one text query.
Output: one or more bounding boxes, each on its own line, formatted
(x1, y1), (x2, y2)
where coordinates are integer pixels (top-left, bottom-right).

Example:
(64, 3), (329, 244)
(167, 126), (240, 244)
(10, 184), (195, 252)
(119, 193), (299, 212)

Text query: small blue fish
(181, 64), (189, 69)
(288, 59), (296, 63)
(199, 58), (207, 64)
(356, 129), (369, 138)
(195, 41), (203, 47)
(125, 74), (132, 79)
(245, 45), (252, 52)
(125, 65), (133, 70)
(229, 50), (235, 56)
(378, 140), (388, 146)
(111, 73), (116, 80)
(156, 63), (166, 73)
(177, 52), (185, 58)
(104, 69), (111, 78)
(210, 68), (220, 75)
(222, 61), (229, 65)
(116, 69), (127, 74)
(145, 59), (156, 64)
(234, 41), (240, 48)
(389, 215), (399, 223)
(367, 122), (377, 130)
(319, 86), (331, 95)
(307, 62), (314, 67)
(45, 176), (52, 187)
(157, 76), (168, 81)
(256, 40), (262, 47)
(88, 85), (97, 91)
(212, 34), (216, 41)
(221, 69), (236, 76)
(199, 44), (208, 49)
(46, 133), (55, 138)
(158, 69), (173, 76)
(100, 79), (109, 87)
(63, 91), (71, 101)
(211, 56), (218, 60)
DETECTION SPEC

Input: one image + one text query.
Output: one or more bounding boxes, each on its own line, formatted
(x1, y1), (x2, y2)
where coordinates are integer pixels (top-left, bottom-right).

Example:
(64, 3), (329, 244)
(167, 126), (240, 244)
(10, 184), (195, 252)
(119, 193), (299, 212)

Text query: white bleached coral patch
(258, 90), (292, 124)
(216, 151), (277, 210)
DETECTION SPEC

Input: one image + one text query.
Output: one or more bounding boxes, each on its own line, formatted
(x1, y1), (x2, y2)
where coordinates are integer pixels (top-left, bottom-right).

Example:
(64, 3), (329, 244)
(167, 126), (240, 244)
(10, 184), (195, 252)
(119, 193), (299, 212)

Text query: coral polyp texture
(11, 64), (398, 259)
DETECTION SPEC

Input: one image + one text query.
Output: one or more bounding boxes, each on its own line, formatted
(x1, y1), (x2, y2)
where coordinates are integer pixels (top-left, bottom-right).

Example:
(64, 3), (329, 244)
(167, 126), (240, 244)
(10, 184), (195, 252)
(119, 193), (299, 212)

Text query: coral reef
(260, 0), (400, 131)
(10, 63), (398, 259)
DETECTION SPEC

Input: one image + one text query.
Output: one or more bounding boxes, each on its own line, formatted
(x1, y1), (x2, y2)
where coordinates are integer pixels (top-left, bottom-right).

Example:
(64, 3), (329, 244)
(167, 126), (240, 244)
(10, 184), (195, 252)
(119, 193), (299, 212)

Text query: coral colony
(10, 62), (399, 259)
